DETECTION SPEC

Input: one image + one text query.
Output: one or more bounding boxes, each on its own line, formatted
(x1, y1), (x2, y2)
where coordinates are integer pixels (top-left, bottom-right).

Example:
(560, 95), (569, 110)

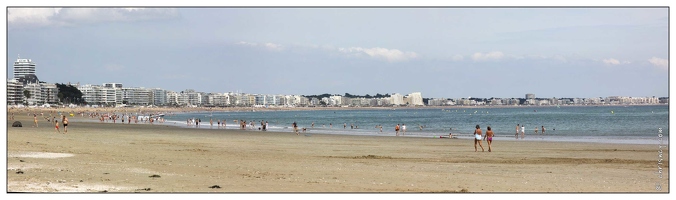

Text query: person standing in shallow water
(515, 124), (519, 139)
(474, 125), (484, 152)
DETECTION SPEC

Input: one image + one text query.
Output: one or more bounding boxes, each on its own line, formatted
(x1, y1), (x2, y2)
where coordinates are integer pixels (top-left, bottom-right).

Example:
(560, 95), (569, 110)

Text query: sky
(4, 4), (670, 99)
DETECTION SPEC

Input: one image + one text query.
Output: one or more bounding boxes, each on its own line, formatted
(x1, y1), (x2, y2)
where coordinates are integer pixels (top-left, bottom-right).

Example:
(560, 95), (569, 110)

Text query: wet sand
(5, 111), (669, 193)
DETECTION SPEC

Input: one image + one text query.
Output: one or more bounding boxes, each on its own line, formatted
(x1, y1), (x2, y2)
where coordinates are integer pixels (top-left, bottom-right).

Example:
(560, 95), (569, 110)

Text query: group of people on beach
(394, 124), (407, 136)
(472, 125), (494, 152)
(28, 111), (69, 134)
(515, 124), (546, 139)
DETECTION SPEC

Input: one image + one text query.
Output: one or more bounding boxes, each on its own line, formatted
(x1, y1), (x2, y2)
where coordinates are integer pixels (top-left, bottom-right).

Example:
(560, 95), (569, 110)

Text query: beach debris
(459, 188), (469, 193)
(209, 185), (221, 189)
(19, 160), (25, 162)
(103, 172), (109, 175)
(16, 170), (24, 174)
(354, 155), (392, 159)
(12, 121), (22, 127)
(149, 174), (161, 178)
(99, 190), (108, 193)
(136, 188), (152, 191)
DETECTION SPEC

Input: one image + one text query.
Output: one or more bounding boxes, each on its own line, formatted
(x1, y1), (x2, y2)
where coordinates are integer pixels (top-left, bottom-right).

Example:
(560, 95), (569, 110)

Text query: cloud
(263, 43), (283, 51)
(602, 58), (621, 65)
(338, 47), (418, 62)
(648, 57), (668, 70)
(236, 41), (284, 51)
(471, 51), (504, 61)
(602, 58), (631, 65)
(8, 8), (179, 29)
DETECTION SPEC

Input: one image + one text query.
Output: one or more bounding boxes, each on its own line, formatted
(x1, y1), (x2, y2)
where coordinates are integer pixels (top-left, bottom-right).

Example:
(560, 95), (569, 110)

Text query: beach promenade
(6, 108), (669, 192)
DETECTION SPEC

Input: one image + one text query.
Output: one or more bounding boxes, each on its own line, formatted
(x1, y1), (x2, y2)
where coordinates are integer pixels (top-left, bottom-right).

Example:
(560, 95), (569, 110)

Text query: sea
(163, 105), (669, 145)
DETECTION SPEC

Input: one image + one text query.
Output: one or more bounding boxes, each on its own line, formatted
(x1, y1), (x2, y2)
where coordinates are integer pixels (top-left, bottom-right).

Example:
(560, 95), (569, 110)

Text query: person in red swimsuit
(54, 120), (60, 134)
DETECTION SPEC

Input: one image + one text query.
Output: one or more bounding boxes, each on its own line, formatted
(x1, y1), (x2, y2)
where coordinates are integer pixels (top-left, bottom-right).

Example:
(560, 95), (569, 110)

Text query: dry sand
(5, 110), (669, 193)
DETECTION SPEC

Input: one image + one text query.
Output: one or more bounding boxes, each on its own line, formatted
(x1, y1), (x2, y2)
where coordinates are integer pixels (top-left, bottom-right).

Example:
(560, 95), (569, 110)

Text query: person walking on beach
(515, 124), (519, 139)
(402, 124), (407, 135)
(535, 127), (538, 134)
(395, 124), (400, 136)
(54, 120), (60, 134)
(33, 114), (38, 127)
(474, 125), (484, 152)
(293, 122), (298, 135)
(210, 118), (213, 129)
(62, 115), (69, 134)
(344, 123), (346, 129)
(485, 126), (494, 152)
(521, 125), (525, 139)
(312, 122), (314, 128)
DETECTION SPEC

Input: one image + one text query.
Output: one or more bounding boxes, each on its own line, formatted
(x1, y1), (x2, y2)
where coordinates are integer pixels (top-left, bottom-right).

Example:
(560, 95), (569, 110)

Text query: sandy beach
(5, 109), (669, 193)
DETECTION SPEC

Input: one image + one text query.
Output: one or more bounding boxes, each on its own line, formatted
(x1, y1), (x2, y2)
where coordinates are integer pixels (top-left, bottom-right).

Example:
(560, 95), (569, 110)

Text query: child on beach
(54, 120), (60, 134)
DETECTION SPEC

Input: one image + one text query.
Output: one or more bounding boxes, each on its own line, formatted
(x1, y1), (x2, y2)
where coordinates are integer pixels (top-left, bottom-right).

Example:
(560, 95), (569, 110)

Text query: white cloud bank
(471, 51), (504, 61)
(602, 58), (631, 65)
(648, 57), (668, 70)
(602, 58), (621, 65)
(8, 8), (179, 29)
(236, 41), (284, 51)
(338, 47), (418, 62)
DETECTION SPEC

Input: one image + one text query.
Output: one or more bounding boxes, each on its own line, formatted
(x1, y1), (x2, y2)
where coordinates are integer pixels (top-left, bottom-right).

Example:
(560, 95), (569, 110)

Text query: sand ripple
(8, 151), (75, 159)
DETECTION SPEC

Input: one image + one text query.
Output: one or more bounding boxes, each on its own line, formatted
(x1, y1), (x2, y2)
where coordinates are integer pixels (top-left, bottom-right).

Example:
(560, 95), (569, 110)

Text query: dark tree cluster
(56, 83), (86, 104)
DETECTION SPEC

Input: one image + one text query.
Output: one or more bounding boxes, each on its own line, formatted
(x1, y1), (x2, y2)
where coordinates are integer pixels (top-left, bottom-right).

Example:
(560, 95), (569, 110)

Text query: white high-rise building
(389, 93), (404, 106)
(13, 56), (36, 79)
(7, 79), (24, 105)
(330, 95), (343, 106)
(407, 92), (423, 106)
(77, 84), (118, 106)
(24, 83), (43, 105)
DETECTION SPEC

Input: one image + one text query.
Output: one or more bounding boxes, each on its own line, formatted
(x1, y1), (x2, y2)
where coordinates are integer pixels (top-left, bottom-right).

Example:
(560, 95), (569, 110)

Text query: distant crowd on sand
(10, 110), (70, 134)
(10, 108), (553, 153)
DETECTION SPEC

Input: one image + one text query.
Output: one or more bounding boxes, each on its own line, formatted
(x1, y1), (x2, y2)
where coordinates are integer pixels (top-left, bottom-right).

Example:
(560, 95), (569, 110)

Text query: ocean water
(164, 105), (669, 144)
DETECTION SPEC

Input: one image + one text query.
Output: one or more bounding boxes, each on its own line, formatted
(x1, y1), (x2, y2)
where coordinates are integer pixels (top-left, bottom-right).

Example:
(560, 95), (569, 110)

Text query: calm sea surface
(164, 105), (669, 144)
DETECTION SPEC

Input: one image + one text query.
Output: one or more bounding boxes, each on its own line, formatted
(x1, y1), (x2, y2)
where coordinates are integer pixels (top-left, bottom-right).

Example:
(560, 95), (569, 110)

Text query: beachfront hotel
(7, 56), (60, 106)
(12, 56), (36, 79)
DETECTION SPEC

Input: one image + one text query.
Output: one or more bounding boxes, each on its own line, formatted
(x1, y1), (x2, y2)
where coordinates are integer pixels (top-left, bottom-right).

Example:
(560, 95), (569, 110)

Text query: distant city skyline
(5, 6), (669, 99)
